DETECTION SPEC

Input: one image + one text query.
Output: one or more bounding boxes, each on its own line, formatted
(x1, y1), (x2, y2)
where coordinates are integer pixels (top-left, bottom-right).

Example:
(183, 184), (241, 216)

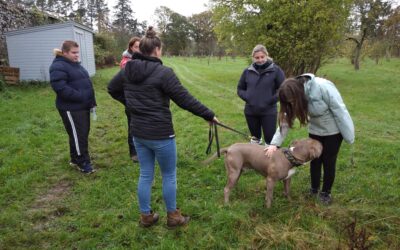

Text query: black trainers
(308, 188), (318, 198)
(69, 161), (80, 170)
(131, 155), (139, 163)
(319, 192), (332, 205)
(250, 137), (262, 145)
(79, 162), (96, 174)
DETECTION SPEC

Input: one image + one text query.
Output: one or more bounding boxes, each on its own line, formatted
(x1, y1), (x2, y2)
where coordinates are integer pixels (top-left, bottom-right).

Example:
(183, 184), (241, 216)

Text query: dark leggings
(125, 110), (137, 157)
(245, 114), (277, 144)
(309, 133), (343, 193)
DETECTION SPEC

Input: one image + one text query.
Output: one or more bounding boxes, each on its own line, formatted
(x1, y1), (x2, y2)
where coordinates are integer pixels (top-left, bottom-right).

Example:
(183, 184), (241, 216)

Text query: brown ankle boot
(140, 211), (159, 227)
(167, 208), (190, 228)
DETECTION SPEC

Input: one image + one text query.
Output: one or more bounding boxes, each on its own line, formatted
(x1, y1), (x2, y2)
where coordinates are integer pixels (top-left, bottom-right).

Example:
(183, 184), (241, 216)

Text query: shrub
(0, 75), (5, 92)
(94, 33), (119, 67)
(18, 80), (49, 88)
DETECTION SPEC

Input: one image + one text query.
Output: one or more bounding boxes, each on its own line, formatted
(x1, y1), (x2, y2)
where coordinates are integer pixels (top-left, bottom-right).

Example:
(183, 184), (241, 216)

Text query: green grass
(0, 57), (399, 249)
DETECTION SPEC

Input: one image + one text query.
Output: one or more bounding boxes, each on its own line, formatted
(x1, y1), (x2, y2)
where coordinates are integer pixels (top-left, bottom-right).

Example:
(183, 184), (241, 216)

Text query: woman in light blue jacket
(265, 74), (354, 205)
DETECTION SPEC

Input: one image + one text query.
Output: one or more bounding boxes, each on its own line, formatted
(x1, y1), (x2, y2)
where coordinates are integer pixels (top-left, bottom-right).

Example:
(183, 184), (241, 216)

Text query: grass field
(0, 57), (399, 249)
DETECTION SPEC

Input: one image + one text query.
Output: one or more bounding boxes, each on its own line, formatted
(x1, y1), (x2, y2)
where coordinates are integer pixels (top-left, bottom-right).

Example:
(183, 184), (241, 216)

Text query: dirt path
(28, 178), (73, 231)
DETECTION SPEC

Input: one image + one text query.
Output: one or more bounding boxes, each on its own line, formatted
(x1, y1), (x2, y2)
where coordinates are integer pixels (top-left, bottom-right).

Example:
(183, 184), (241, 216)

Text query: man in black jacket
(49, 40), (96, 174)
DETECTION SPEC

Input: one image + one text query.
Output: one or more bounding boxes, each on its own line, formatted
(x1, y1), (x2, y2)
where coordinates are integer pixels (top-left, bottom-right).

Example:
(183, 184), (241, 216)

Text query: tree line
(212, 0), (399, 75)
(10, 0), (400, 74)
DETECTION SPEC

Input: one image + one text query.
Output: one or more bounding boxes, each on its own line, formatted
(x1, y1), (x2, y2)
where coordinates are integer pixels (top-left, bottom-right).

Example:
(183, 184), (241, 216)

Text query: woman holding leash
(237, 44), (285, 145)
(108, 27), (218, 228)
(265, 74), (355, 204)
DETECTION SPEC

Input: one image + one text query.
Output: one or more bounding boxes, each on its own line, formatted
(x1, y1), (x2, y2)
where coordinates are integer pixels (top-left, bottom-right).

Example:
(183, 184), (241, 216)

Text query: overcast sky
(107, 0), (211, 25)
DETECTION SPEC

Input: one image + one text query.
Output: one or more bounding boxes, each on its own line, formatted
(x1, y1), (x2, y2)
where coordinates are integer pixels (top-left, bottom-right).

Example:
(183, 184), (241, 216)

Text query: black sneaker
(131, 155), (139, 163)
(319, 192), (332, 205)
(69, 161), (80, 170)
(79, 163), (96, 174)
(308, 188), (318, 198)
(250, 137), (262, 145)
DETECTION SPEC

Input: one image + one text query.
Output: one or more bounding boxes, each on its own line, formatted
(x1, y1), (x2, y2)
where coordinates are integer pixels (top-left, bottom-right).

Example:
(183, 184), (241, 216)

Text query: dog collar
(282, 148), (303, 167)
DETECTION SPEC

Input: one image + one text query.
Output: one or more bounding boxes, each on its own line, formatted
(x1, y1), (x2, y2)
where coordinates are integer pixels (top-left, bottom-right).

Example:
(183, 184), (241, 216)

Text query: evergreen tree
(96, 0), (110, 32)
(35, 0), (46, 11)
(58, 0), (73, 17)
(112, 0), (138, 33)
(155, 6), (191, 55)
(74, 0), (88, 25)
(86, 0), (96, 28)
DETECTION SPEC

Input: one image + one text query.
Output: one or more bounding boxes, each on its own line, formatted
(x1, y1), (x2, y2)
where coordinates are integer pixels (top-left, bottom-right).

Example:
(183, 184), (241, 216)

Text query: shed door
(75, 31), (89, 70)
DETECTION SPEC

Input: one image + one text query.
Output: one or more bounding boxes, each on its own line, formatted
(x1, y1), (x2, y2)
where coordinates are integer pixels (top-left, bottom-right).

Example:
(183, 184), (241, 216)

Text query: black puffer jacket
(49, 51), (96, 111)
(108, 53), (215, 140)
(237, 61), (285, 115)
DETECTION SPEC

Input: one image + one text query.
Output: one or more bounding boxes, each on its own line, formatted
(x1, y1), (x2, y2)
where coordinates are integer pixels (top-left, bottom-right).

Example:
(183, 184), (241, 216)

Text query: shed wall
(73, 27), (95, 76)
(6, 23), (95, 81)
(6, 26), (71, 80)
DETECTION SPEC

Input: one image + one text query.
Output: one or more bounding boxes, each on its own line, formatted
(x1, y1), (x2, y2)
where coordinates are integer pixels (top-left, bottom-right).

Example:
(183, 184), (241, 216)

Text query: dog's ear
(309, 140), (323, 159)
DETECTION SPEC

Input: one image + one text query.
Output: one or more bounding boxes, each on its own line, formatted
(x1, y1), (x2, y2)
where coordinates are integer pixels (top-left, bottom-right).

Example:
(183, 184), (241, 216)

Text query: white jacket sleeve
(269, 122), (289, 146)
(325, 84), (355, 144)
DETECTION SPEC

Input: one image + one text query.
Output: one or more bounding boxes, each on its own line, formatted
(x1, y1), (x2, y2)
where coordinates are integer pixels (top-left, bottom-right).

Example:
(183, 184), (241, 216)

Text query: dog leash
(213, 121), (251, 139)
(206, 122), (252, 157)
(350, 143), (355, 167)
(206, 122), (220, 157)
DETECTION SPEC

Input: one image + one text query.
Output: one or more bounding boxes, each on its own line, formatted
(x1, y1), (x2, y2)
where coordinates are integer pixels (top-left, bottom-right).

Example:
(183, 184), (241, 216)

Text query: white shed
(5, 21), (95, 81)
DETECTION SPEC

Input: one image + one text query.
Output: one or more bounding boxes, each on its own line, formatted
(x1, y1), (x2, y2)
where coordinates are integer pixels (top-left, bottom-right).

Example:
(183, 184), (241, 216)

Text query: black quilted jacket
(108, 53), (215, 140)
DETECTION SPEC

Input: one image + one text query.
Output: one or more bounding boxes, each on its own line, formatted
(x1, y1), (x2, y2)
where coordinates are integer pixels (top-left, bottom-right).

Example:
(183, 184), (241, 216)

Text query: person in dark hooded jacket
(108, 27), (218, 228)
(49, 40), (96, 174)
(119, 36), (141, 162)
(237, 44), (285, 145)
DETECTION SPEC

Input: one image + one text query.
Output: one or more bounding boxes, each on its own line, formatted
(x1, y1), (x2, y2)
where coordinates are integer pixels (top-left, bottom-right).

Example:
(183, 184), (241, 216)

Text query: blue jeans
(133, 137), (177, 214)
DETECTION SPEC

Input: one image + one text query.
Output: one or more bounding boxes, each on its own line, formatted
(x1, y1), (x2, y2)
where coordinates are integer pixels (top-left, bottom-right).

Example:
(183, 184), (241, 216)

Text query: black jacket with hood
(237, 60), (285, 115)
(108, 53), (215, 140)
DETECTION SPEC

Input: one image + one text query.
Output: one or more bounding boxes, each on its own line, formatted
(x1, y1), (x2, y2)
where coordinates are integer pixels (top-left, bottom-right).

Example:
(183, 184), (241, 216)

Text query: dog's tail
(201, 148), (228, 165)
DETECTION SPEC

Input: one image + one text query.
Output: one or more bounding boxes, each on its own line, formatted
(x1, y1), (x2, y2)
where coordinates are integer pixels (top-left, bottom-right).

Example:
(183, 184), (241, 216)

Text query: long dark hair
(139, 26), (161, 56)
(278, 77), (309, 128)
(127, 37), (141, 53)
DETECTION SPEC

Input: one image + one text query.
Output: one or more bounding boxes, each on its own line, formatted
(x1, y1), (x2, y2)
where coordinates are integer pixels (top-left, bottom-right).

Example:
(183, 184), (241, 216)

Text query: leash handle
(205, 122), (221, 157)
(350, 143), (355, 167)
(205, 121), (251, 157)
(214, 122), (220, 157)
(206, 123), (214, 155)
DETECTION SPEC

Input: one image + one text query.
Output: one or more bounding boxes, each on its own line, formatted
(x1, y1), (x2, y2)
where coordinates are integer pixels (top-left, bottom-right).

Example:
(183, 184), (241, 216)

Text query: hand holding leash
(206, 120), (251, 158)
(209, 116), (219, 125)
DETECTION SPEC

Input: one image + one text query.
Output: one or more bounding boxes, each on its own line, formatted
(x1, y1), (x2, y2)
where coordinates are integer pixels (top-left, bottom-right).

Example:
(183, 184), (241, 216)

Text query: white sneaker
(250, 137), (261, 144)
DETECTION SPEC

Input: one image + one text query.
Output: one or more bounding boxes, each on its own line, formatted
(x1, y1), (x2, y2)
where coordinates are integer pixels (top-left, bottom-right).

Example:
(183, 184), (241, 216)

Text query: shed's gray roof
(5, 21), (94, 36)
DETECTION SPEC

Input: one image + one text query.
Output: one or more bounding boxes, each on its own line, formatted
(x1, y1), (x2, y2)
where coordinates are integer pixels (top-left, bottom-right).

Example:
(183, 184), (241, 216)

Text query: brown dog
(203, 138), (323, 208)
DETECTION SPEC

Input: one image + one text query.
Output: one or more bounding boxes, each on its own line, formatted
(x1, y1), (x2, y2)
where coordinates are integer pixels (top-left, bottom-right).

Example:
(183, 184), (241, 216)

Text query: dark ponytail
(139, 26), (162, 56)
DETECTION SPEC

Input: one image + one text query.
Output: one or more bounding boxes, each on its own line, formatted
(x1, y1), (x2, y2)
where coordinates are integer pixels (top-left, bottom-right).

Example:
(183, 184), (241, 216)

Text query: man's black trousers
(58, 109), (91, 166)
